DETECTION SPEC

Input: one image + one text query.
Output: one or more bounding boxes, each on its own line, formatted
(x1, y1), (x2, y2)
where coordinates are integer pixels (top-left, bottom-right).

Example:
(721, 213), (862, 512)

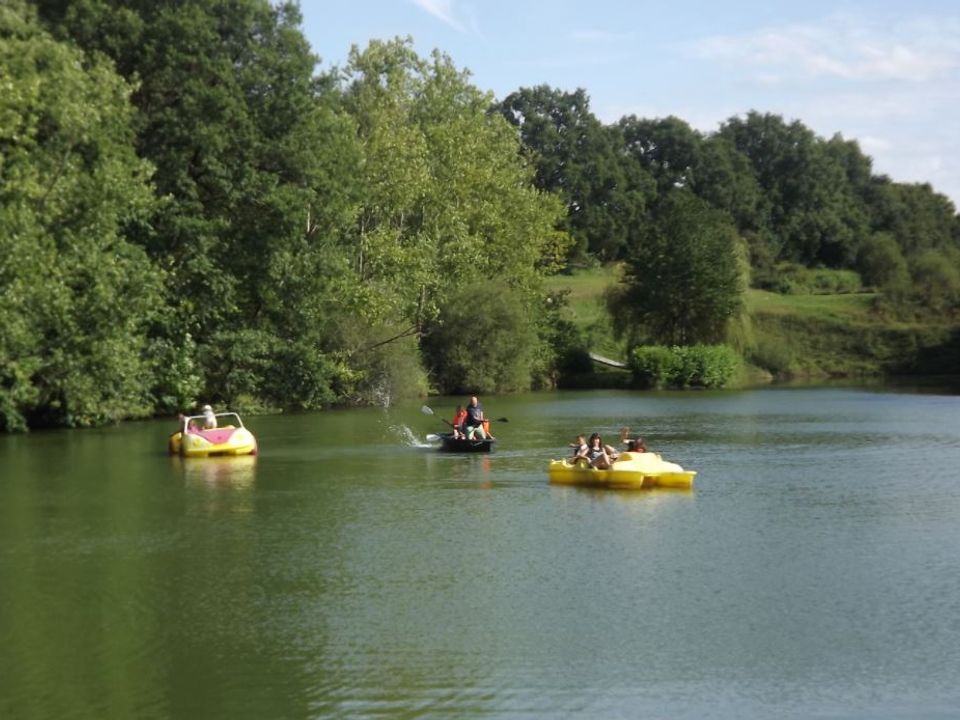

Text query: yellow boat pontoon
(168, 411), (258, 458)
(548, 451), (696, 490)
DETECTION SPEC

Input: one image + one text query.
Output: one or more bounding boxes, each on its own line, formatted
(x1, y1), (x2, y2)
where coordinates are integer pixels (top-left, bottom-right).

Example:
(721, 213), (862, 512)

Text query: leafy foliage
(421, 282), (539, 394)
(629, 345), (739, 389)
(497, 86), (653, 262)
(0, 1), (161, 429)
(4, 2), (960, 430)
(610, 191), (744, 346)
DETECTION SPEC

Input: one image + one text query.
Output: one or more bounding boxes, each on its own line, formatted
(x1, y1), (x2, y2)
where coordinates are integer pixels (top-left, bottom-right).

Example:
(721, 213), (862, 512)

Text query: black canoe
(438, 433), (496, 453)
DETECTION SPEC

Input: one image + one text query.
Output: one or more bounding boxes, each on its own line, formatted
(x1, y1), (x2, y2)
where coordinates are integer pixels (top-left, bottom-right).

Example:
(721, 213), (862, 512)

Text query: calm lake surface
(2, 387), (960, 719)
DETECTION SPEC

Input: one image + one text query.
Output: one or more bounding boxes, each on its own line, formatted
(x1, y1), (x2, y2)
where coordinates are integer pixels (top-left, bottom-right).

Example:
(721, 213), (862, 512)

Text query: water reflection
(174, 455), (257, 488)
(550, 485), (694, 501)
(3, 387), (960, 719)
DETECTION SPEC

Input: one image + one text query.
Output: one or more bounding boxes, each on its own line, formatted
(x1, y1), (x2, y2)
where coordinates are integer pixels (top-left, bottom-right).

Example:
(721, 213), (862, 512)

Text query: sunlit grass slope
(544, 267), (958, 378)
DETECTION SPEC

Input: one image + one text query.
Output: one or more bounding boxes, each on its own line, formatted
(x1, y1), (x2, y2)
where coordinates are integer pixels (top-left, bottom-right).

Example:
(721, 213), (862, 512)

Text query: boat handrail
(181, 411), (245, 430)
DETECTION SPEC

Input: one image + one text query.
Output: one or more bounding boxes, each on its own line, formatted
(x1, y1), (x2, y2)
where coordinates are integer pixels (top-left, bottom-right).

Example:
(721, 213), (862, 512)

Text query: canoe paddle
(421, 405), (456, 429)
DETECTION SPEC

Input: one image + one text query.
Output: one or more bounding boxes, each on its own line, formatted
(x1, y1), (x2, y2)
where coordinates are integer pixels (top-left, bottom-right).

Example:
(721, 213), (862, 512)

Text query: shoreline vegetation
(546, 266), (960, 390)
(2, 0), (958, 432)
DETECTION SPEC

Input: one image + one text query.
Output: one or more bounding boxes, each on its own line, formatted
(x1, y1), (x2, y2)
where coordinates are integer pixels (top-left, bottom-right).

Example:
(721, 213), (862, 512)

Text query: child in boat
(619, 426), (647, 452)
(569, 434), (588, 460)
(452, 405), (467, 439)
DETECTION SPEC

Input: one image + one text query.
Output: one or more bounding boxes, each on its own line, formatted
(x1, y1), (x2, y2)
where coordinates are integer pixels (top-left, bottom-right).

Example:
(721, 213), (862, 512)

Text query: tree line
(2, 0), (958, 431)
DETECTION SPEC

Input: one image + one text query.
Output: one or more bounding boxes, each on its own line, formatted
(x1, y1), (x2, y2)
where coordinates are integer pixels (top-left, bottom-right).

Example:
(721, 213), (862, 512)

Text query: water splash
(372, 381), (392, 410)
(392, 425), (433, 448)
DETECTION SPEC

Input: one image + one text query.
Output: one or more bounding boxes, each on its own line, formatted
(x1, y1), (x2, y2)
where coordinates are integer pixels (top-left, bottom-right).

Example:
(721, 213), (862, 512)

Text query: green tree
(694, 135), (766, 246)
(717, 112), (869, 270)
(0, 1), (162, 430)
(340, 40), (568, 393)
(867, 179), (957, 258)
(618, 115), (703, 194)
(421, 282), (538, 394)
(910, 249), (960, 313)
(497, 86), (653, 262)
(38, 0), (361, 412)
(857, 232), (909, 291)
(610, 190), (743, 346)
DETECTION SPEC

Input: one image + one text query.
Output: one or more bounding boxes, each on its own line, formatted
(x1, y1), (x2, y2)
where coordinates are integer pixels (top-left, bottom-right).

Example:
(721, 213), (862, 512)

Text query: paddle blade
(495, 417), (509, 423)
(420, 405), (434, 415)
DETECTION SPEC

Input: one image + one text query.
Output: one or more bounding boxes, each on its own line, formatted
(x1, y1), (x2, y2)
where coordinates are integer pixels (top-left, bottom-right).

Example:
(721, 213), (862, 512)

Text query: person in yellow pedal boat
(576, 432), (619, 469)
(569, 434), (588, 461)
(619, 426), (648, 453)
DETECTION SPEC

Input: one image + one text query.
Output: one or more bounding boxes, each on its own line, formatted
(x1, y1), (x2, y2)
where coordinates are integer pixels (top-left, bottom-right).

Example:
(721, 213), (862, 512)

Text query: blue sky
(299, 1), (960, 206)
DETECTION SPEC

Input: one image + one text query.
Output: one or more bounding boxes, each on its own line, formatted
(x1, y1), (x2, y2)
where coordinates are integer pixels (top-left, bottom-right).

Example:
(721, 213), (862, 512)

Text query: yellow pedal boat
(548, 451), (696, 490)
(168, 411), (258, 458)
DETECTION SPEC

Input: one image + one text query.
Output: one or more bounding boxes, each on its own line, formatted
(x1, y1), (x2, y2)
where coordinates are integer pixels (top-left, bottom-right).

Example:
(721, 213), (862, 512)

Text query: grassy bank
(544, 266), (626, 361)
(545, 267), (960, 380)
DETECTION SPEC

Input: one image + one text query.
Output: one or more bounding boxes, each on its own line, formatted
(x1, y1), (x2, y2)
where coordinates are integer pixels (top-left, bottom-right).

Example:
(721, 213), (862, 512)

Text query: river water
(2, 387), (959, 719)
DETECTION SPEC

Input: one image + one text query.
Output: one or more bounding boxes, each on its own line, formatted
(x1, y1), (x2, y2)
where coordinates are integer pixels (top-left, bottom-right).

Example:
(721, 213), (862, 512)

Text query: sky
(299, 0), (960, 206)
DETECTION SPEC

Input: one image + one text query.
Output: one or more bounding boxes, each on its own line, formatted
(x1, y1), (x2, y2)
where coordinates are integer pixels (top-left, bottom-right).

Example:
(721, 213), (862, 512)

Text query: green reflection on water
(2, 387), (960, 719)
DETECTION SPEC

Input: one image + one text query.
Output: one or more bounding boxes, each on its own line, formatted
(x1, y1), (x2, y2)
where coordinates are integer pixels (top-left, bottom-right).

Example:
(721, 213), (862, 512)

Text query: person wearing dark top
(585, 432), (618, 469)
(464, 396), (488, 440)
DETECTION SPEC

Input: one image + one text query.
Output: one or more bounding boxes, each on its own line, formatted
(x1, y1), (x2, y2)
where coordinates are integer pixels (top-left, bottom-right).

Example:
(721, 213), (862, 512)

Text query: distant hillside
(545, 267), (960, 382)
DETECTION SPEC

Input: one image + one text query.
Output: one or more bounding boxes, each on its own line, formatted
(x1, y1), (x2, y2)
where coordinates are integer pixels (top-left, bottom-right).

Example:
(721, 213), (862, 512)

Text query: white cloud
(693, 13), (960, 83)
(677, 11), (960, 203)
(411, 0), (465, 32)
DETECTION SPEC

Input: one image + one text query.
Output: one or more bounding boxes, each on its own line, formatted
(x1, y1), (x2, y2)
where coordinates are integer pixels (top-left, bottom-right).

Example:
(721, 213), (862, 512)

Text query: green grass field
(543, 267), (957, 378)
(745, 288), (876, 320)
(544, 267), (625, 359)
(546, 267), (882, 332)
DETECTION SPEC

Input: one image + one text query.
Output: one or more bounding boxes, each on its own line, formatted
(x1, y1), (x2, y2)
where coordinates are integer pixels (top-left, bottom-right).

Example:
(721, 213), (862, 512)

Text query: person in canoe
(464, 396), (494, 440)
(451, 405), (468, 440)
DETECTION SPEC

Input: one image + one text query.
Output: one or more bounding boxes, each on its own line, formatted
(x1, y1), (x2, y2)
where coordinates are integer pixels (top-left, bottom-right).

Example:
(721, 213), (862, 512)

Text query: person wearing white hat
(201, 404), (218, 429)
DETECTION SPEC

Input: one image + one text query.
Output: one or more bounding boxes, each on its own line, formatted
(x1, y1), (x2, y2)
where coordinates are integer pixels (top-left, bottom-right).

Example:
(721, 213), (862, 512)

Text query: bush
(769, 263), (863, 295)
(747, 335), (795, 375)
(857, 233), (909, 290)
(532, 290), (593, 387)
(910, 250), (960, 313)
(629, 346), (680, 388)
(629, 344), (739, 388)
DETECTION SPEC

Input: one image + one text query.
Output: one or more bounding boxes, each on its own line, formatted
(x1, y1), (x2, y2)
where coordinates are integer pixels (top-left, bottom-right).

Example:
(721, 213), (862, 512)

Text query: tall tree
(867, 179), (958, 258)
(340, 40), (568, 392)
(717, 112), (869, 269)
(618, 115), (703, 194)
(0, 1), (162, 429)
(37, 0), (361, 411)
(609, 190), (743, 346)
(497, 86), (653, 262)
